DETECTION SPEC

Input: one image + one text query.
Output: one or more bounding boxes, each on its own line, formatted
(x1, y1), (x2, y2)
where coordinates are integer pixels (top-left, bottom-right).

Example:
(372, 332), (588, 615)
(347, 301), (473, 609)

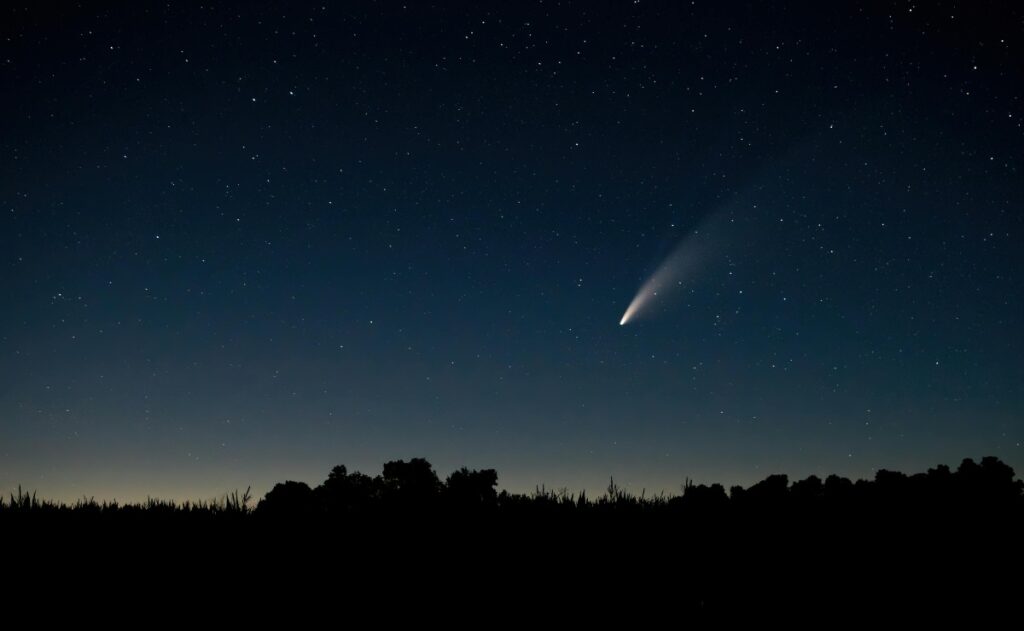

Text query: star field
(1, 1), (1021, 501)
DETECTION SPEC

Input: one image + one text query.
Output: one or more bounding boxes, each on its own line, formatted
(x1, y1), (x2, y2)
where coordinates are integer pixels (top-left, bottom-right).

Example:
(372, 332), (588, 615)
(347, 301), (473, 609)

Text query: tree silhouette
(744, 473), (789, 507)
(381, 457), (441, 509)
(675, 481), (729, 512)
(315, 464), (381, 515)
(256, 480), (314, 515)
(5, 456), (1021, 528)
(445, 467), (498, 510)
(790, 475), (824, 504)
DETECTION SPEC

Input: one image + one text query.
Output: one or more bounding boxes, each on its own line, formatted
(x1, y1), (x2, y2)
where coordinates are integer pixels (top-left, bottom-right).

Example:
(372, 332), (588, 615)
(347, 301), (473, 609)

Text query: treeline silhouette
(5, 456), (1022, 614)
(2, 455), (1020, 520)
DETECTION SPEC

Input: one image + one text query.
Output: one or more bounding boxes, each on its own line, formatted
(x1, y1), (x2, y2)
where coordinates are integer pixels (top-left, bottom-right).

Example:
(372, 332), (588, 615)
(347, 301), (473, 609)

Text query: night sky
(2, 1), (1021, 502)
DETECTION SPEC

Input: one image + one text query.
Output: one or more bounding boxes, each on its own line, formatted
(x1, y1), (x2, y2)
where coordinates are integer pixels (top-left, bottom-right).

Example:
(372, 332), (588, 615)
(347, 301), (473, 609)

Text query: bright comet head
(618, 295), (643, 326)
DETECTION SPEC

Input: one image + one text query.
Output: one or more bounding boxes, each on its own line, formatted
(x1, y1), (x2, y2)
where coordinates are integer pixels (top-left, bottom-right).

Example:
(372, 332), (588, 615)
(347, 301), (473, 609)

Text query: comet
(619, 215), (722, 326)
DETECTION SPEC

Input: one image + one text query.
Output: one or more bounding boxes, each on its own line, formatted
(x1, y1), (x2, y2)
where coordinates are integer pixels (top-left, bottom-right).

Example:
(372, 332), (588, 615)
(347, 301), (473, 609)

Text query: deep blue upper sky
(1, 1), (1021, 501)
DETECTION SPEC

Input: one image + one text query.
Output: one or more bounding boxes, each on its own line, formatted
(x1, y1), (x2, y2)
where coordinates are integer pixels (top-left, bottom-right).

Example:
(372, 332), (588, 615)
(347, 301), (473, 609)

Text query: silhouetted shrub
(445, 467), (498, 509)
(256, 481), (314, 516)
(675, 481), (729, 513)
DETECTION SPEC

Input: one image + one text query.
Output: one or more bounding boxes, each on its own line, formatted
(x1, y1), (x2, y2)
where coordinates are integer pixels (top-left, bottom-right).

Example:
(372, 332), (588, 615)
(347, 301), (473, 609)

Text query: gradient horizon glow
(1, 2), (1021, 504)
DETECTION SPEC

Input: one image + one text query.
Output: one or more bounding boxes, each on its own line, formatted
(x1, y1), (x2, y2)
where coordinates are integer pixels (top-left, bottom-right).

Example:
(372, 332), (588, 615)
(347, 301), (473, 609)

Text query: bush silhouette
(445, 467), (498, 509)
(257, 480), (314, 516)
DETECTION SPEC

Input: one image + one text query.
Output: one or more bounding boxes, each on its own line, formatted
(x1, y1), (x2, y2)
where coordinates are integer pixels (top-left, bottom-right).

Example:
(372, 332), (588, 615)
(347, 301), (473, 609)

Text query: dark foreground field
(4, 456), (1022, 616)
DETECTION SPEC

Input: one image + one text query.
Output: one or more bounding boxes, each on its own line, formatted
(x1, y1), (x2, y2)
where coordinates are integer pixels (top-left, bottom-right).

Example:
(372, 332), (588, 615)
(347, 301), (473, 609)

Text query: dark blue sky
(2, 1), (1021, 502)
